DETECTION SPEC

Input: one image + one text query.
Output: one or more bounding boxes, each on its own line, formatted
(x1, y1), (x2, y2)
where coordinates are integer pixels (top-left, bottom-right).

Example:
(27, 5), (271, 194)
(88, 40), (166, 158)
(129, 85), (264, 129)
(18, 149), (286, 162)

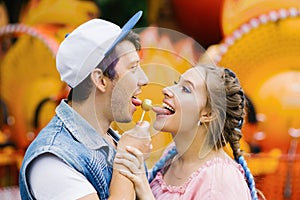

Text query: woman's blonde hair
(198, 64), (258, 199)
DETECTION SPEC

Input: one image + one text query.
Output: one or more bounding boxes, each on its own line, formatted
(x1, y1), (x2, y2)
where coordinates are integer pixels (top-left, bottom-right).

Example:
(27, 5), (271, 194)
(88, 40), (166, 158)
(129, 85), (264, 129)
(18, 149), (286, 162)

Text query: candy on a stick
(140, 99), (152, 122)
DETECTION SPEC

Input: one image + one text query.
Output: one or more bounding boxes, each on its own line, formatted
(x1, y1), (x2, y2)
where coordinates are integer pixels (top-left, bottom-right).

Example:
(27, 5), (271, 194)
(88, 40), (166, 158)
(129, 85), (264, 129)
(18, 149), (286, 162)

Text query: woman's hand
(117, 121), (152, 160)
(109, 122), (151, 200)
(114, 146), (155, 200)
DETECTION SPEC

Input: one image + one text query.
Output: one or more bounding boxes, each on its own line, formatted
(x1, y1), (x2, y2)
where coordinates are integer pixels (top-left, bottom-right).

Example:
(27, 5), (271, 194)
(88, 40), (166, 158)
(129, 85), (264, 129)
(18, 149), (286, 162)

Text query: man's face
(110, 40), (148, 122)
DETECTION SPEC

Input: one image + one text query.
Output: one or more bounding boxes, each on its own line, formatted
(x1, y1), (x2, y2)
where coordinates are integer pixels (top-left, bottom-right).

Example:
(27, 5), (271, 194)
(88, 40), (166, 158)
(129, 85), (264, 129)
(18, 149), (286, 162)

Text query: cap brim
(105, 11), (143, 56)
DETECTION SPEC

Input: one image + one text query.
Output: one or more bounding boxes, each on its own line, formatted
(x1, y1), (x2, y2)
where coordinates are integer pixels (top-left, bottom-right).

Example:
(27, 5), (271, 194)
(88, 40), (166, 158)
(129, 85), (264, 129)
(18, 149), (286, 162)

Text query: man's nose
(137, 67), (149, 86)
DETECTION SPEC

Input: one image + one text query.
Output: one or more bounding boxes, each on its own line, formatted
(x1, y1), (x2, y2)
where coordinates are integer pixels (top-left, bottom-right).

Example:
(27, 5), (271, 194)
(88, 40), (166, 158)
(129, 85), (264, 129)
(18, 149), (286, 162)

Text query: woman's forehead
(182, 67), (206, 85)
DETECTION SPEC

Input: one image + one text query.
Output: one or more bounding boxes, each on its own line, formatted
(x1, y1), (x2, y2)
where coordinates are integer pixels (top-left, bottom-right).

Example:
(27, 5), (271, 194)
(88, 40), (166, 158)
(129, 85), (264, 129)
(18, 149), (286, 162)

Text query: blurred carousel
(208, 1), (300, 199)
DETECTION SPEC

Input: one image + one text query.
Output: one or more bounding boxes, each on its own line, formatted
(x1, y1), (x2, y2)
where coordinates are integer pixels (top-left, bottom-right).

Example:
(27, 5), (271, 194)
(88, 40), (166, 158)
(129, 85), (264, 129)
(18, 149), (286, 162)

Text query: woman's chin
(153, 119), (170, 132)
(153, 121), (163, 131)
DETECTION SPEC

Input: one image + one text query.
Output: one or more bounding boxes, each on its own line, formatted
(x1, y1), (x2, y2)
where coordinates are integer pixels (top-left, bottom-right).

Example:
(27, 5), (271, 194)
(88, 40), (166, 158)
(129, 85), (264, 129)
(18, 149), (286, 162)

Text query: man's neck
(70, 99), (111, 138)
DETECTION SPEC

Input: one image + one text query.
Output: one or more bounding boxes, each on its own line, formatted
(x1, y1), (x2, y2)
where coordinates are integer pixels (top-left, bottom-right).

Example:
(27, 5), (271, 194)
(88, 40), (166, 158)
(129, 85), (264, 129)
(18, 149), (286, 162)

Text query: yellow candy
(141, 99), (152, 111)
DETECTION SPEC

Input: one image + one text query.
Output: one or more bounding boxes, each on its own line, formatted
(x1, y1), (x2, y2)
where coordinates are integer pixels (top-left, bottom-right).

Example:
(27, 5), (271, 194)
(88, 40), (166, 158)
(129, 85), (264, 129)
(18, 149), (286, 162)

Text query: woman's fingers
(115, 149), (141, 168)
(125, 146), (144, 168)
(119, 169), (137, 182)
(114, 157), (142, 174)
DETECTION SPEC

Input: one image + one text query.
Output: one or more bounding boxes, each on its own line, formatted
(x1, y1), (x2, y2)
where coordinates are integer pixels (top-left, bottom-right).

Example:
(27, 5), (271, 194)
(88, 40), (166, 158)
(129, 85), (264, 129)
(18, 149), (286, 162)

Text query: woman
(114, 64), (258, 200)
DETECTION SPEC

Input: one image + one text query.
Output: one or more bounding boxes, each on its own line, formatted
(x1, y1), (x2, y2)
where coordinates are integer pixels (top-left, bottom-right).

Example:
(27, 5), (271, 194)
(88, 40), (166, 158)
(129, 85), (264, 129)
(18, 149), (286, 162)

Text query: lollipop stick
(140, 110), (146, 122)
(140, 99), (152, 122)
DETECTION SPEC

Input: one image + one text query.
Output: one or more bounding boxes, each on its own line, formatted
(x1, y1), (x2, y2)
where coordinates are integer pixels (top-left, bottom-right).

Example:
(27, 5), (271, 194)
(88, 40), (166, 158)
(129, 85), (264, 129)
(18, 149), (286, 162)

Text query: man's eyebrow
(129, 59), (140, 66)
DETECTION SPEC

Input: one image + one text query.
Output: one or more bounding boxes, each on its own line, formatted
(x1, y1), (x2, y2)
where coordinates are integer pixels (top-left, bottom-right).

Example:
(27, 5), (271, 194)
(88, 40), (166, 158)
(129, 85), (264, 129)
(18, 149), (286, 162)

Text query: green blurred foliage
(94, 0), (148, 27)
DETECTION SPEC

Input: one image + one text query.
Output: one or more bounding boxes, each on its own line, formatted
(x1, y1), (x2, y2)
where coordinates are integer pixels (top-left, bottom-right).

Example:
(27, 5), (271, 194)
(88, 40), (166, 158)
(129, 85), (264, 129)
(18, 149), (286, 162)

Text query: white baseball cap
(56, 11), (143, 88)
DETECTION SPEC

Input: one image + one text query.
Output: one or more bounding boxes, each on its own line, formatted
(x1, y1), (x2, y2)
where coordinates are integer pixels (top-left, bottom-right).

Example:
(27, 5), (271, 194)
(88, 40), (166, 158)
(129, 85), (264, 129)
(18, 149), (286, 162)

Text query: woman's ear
(91, 68), (107, 92)
(199, 109), (213, 123)
(200, 115), (213, 124)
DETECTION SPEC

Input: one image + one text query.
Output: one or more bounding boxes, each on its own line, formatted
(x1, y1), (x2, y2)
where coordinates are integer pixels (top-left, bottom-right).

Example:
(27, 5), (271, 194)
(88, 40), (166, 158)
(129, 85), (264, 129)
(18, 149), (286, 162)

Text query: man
(19, 11), (150, 199)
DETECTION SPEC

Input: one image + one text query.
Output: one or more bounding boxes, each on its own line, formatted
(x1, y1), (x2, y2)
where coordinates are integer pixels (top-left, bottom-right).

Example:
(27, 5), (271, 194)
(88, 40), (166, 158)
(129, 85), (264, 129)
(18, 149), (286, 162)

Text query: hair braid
(223, 68), (258, 200)
(148, 146), (177, 183)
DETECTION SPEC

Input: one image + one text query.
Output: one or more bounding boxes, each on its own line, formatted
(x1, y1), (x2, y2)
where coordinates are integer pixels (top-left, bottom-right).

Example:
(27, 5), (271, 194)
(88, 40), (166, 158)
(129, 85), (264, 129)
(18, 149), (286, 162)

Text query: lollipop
(140, 99), (152, 122)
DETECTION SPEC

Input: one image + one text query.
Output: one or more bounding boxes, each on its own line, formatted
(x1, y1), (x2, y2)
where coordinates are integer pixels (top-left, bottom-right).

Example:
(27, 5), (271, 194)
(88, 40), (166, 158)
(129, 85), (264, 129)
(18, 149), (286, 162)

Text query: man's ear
(91, 68), (107, 92)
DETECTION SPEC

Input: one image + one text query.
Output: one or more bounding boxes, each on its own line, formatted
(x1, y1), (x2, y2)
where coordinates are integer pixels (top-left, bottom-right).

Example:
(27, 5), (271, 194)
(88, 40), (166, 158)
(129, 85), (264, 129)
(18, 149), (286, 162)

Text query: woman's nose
(162, 87), (173, 98)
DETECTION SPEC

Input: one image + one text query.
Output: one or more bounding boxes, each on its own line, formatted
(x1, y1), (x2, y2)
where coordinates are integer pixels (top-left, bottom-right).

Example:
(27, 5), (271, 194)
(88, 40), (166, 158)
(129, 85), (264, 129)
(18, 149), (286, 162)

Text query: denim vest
(19, 100), (116, 200)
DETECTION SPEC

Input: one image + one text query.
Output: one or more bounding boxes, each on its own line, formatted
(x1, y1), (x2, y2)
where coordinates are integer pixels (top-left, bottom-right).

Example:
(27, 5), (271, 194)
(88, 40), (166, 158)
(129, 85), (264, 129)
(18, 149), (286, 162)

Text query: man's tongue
(132, 97), (142, 106)
(152, 106), (173, 115)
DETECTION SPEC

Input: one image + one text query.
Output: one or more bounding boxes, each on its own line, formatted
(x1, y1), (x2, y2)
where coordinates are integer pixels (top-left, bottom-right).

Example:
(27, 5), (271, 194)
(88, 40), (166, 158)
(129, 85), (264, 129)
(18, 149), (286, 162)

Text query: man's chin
(115, 115), (132, 124)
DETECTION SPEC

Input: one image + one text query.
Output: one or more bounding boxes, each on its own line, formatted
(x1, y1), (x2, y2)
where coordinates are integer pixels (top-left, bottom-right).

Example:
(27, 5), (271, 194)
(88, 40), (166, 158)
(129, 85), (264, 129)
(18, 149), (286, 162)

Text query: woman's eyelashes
(174, 80), (191, 93)
(182, 85), (191, 93)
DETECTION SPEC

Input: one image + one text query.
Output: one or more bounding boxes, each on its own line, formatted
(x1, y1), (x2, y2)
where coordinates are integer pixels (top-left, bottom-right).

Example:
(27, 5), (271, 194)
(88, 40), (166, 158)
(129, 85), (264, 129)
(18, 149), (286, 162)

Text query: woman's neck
(173, 126), (208, 163)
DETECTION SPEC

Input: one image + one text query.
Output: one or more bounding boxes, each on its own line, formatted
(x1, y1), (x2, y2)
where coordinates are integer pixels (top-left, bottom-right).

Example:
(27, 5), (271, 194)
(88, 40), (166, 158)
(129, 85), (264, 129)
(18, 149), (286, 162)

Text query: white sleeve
(28, 153), (97, 200)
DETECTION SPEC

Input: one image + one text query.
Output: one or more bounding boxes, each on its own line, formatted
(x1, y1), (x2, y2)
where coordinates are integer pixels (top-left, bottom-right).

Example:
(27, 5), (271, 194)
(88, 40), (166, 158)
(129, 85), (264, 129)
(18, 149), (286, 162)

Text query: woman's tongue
(152, 106), (173, 115)
(131, 97), (142, 106)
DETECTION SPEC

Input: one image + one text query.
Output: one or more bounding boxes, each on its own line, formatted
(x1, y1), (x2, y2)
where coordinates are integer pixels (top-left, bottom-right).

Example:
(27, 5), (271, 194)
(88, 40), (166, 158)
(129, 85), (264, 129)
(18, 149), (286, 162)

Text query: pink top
(150, 151), (252, 200)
